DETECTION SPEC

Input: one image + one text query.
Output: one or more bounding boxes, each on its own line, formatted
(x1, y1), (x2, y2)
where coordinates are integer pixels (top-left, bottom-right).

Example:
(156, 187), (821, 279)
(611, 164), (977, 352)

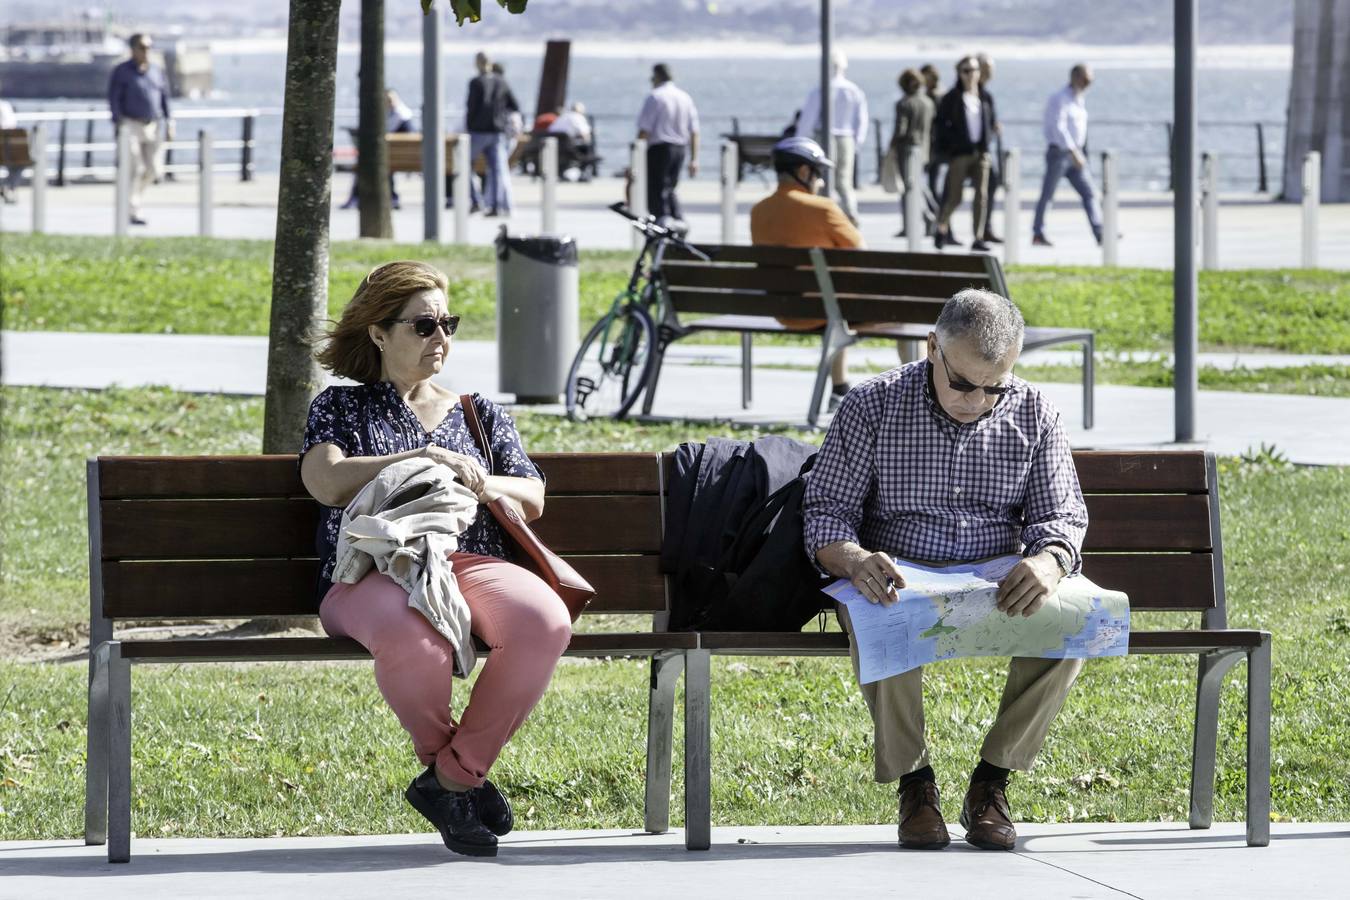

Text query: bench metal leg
(740, 333), (753, 409)
(1082, 334), (1095, 430)
(644, 652), (684, 834)
(1188, 649), (1242, 830)
(84, 642), (111, 846)
(1246, 636), (1272, 847)
(107, 642), (132, 863)
(641, 328), (675, 417)
(683, 649), (711, 851)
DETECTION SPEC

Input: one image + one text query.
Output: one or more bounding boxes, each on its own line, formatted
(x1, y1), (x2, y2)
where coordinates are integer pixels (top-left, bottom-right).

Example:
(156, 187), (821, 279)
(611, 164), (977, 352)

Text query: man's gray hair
(935, 289), (1025, 361)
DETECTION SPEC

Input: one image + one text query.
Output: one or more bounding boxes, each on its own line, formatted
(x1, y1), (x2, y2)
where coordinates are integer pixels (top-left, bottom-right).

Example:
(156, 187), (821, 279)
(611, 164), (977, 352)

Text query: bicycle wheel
(565, 303), (656, 421)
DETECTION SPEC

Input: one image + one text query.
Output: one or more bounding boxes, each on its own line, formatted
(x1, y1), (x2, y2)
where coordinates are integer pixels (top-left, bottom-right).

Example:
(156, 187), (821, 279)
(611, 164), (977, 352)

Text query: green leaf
(421, 0), (529, 24)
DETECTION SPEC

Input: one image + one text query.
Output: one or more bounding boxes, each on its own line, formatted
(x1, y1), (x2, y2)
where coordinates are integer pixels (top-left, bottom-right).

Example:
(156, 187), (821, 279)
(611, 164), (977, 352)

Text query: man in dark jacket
(465, 51), (519, 217)
(933, 55), (995, 251)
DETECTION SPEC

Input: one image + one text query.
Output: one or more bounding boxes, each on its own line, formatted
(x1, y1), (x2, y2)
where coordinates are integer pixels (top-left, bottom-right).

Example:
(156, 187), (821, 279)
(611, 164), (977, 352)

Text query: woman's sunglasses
(386, 315), (460, 338)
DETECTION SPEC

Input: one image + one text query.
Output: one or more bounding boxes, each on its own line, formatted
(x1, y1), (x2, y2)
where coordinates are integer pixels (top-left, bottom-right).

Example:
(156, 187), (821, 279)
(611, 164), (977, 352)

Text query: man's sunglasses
(386, 315), (460, 337)
(937, 344), (1010, 396)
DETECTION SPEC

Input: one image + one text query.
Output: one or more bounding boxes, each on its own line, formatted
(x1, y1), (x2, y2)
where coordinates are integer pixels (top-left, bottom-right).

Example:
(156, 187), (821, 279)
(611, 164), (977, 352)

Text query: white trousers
(122, 119), (162, 218)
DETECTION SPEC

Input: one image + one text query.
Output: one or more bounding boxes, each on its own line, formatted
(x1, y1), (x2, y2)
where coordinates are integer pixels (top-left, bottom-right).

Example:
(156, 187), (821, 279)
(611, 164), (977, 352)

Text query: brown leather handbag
(459, 394), (595, 621)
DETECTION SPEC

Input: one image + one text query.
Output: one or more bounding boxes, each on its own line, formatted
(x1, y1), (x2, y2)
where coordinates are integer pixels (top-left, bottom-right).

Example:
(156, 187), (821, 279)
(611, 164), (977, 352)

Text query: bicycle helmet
(771, 136), (833, 189)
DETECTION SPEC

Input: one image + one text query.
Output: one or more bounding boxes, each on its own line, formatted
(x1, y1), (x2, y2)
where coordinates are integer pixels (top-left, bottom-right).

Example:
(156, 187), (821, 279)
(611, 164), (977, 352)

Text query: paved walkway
(4, 331), (1350, 465)
(2, 173), (1346, 270)
(3, 823), (1345, 899)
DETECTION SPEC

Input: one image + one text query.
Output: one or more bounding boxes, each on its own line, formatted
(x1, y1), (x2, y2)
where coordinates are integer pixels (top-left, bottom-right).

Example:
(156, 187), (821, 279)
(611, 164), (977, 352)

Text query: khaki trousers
(838, 601), (1083, 782)
(121, 119), (162, 218)
(936, 150), (991, 237)
(830, 133), (859, 224)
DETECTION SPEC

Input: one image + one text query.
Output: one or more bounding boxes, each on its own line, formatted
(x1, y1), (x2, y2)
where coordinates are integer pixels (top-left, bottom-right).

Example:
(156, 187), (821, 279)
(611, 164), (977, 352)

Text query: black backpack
(692, 457), (833, 632)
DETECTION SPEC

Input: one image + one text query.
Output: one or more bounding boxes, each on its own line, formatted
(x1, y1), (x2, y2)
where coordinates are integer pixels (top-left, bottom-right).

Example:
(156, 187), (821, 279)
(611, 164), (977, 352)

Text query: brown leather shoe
(897, 780), (950, 850)
(960, 779), (1017, 850)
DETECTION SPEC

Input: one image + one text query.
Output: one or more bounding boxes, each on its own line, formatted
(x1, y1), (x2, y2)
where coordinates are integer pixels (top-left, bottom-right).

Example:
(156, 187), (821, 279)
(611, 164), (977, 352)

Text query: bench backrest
(88, 450), (1225, 636)
(661, 244), (1009, 325)
(88, 453), (669, 632)
(0, 128), (33, 168)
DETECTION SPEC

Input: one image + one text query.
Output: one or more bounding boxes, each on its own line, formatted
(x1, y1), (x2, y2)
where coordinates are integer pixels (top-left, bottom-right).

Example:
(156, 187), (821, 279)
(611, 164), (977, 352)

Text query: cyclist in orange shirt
(750, 136), (864, 411)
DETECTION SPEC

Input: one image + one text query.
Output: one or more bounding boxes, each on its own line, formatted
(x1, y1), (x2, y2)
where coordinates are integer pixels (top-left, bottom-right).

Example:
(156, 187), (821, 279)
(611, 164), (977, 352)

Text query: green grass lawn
(3, 235), (1348, 355)
(1, 384), (1348, 840)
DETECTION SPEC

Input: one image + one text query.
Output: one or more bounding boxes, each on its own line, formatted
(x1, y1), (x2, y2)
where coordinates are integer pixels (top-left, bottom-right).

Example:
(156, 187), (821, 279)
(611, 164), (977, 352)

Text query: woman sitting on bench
(299, 260), (571, 857)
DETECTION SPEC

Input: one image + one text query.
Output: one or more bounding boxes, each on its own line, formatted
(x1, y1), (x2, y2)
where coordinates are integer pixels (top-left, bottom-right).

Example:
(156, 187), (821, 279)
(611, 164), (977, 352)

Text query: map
(825, 555), (1130, 684)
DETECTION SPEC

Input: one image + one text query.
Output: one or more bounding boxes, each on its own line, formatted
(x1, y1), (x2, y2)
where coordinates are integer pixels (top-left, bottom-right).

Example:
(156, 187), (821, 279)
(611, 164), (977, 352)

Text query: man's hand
(817, 541), (907, 606)
(996, 553), (1062, 617)
(1070, 149), (1085, 169)
(687, 158), (699, 178)
(165, 120), (176, 143)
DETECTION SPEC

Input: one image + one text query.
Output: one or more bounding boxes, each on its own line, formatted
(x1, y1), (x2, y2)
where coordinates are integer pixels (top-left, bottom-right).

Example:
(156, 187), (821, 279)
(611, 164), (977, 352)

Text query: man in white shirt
(636, 64), (700, 223)
(0, 88), (20, 202)
(1032, 64), (1103, 246)
(798, 49), (869, 225)
(548, 102), (592, 145)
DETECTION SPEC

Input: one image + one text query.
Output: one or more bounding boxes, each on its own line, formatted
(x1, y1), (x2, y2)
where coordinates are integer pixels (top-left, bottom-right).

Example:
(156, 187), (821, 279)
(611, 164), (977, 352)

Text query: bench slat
(669, 290), (950, 324)
(696, 629), (1264, 654)
(663, 265), (990, 299)
(666, 244), (996, 276)
(1078, 553), (1216, 610)
(1072, 451), (1210, 494)
(1081, 494), (1211, 550)
(97, 453), (661, 499)
(101, 494), (665, 559)
(101, 554), (667, 619)
(116, 631), (698, 663)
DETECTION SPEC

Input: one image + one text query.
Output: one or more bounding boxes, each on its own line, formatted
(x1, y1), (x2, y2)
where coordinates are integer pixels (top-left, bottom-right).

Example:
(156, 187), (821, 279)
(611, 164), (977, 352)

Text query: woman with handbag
(299, 260), (571, 857)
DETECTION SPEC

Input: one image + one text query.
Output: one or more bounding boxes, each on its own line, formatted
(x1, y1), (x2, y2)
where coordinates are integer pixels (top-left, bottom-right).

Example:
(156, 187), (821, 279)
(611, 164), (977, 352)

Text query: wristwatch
(1041, 545), (1072, 578)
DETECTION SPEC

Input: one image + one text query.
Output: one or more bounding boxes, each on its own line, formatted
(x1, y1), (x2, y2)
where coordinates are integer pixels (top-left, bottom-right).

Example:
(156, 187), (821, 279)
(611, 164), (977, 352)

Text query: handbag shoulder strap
(459, 393), (495, 475)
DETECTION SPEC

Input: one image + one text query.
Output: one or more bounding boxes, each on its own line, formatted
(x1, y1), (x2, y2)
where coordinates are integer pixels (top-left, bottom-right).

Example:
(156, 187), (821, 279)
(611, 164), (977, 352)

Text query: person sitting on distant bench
(749, 136), (863, 413)
(342, 88), (417, 211)
(546, 101), (595, 179)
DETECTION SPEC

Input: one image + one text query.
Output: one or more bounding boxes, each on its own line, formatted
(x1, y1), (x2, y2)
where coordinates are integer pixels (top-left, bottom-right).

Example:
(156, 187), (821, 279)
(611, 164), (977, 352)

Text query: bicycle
(564, 202), (707, 421)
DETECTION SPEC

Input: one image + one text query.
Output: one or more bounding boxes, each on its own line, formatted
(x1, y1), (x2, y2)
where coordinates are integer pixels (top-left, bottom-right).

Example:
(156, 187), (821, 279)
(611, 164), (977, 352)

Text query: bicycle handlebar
(608, 202), (709, 260)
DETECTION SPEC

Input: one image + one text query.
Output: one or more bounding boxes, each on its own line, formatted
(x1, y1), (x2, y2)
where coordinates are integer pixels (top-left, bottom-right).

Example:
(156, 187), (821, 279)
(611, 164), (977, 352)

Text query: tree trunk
(358, 0), (394, 237)
(263, 0), (342, 456)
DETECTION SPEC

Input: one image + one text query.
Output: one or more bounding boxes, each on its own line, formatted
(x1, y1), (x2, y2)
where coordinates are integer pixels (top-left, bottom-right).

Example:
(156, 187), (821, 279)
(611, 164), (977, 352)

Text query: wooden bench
(722, 120), (779, 183)
(82, 453), (697, 862)
(689, 450), (1271, 848)
(651, 244), (1095, 428)
(84, 450), (1270, 859)
(1, 127), (33, 176)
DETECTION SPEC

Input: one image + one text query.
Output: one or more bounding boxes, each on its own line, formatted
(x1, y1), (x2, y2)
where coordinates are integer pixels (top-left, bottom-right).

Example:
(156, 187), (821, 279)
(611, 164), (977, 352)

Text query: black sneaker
(471, 778), (514, 836)
(405, 767), (498, 857)
(827, 382), (851, 413)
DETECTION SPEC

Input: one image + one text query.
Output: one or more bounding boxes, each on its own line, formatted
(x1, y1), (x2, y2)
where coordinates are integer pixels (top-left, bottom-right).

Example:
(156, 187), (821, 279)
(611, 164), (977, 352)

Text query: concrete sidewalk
(3, 823), (1345, 899)
(2, 173), (1347, 270)
(4, 330), (1349, 465)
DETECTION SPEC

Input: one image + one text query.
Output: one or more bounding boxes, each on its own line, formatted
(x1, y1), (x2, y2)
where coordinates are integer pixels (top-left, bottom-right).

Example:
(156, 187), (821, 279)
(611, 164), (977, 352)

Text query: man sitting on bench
(750, 136), (864, 412)
(802, 288), (1088, 852)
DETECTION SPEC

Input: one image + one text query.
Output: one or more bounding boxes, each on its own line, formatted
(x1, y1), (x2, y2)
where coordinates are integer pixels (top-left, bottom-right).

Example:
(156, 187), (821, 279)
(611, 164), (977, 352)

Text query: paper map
(826, 555), (1130, 683)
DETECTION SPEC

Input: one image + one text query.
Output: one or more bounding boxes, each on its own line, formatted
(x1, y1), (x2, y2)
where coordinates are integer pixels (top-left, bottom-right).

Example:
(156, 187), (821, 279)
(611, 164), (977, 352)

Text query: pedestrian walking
(933, 55), (995, 251)
(798, 50), (869, 226)
(636, 63), (700, 224)
(890, 68), (936, 238)
(465, 51), (520, 217)
(107, 33), (173, 226)
(1033, 64), (1104, 246)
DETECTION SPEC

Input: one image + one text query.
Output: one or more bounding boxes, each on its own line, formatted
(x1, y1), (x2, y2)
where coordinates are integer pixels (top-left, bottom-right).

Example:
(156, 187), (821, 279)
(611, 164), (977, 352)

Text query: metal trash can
(495, 227), (580, 403)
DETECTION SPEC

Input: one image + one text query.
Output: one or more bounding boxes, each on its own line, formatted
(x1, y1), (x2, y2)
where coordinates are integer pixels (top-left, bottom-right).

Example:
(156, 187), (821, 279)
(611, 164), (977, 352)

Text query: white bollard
(1002, 147), (1020, 265)
(540, 136), (558, 235)
(1200, 151), (1218, 270)
(630, 138), (647, 250)
(31, 124), (47, 234)
(1101, 150), (1119, 267)
(114, 124), (132, 237)
(720, 139), (737, 243)
(198, 130), (214, 238)
(453, 135), (470, 245)
(1302, 151), (1320, 268)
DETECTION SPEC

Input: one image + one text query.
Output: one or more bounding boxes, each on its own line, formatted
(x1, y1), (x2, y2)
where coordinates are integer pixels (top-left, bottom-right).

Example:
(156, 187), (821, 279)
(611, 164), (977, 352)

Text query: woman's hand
(424, 446), (489, 498)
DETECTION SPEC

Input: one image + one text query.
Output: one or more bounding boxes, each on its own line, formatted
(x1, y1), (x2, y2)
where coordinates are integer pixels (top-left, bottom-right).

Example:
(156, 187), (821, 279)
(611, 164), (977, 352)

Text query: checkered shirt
(802, 360), (1087, 571)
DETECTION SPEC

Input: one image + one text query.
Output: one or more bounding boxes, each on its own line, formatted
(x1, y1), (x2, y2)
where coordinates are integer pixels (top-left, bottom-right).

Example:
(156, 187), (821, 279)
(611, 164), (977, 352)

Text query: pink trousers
(320, 552), (572, 788)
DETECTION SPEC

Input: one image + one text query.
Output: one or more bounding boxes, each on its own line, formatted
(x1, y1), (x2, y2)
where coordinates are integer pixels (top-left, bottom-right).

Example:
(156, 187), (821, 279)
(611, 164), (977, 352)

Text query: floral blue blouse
(299, 383), (543, 596)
